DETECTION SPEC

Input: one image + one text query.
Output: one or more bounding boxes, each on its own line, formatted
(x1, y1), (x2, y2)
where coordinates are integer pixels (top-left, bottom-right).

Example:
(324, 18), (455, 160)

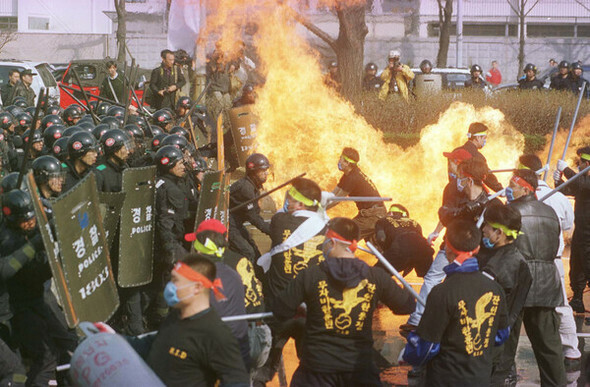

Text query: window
(577, 25), (590, 38)
(463, 24), (506, 37)
(527, 24), (575, 37)
(0, 17), (17, 31)
(35, 64), (57, 88)
(28, 16), (49, 30)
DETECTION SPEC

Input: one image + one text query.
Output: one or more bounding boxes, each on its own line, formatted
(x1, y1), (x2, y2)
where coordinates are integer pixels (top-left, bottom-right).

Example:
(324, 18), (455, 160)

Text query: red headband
(174, 262), (226, 301)
(326, 229), (358, 253)
(511, 176), (535, 193)
(445, 239), (480, 264)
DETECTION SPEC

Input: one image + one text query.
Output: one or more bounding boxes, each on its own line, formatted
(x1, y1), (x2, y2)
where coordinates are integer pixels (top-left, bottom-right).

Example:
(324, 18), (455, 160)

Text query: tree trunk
(115, 0), (126, 63)
(334, 4), (368, 100)
(518, 0), (525, 78)
(436, 0), (453, 67)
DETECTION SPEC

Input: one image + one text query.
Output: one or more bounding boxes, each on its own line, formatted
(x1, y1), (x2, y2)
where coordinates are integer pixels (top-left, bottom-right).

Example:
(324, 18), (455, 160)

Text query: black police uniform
(569, 76), (590, 98)
(95, 159), (126, 193)
(550, 74), (571, 91)
(0, 224), (77, 386)
(464, 78), (487, 89)
(362, 75), (384, 92)
(518, 77), (544, 90)
(150, 173), (189, 326)
(63, 161), (104, 193)
(229, 175), (270, 264)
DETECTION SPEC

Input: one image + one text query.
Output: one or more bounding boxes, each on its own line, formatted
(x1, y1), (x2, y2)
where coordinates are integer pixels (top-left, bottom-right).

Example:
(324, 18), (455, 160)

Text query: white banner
(167, 0), (202, 54)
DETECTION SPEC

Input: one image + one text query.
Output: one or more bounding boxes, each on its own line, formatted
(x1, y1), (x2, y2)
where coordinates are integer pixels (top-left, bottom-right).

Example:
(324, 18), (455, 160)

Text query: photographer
(149, 49), (187, 110)
(378, 49), (414, 102)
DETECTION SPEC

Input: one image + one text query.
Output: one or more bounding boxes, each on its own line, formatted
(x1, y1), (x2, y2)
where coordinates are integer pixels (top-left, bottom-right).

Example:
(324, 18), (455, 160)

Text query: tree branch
(524, 0), (541, 16)
(0, 31), (16, 54)
(507, 0), (521, 16)
(287, 6), (337, 50)
(574, 0), (590, 12)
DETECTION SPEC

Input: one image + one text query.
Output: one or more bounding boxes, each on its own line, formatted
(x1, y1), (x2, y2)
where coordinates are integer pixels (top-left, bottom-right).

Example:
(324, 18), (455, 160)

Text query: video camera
(174, 49), (193, 66)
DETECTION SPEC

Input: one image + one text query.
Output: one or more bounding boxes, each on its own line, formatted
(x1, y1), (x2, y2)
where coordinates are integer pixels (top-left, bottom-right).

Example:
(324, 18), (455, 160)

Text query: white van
(0, 60), (60, 106)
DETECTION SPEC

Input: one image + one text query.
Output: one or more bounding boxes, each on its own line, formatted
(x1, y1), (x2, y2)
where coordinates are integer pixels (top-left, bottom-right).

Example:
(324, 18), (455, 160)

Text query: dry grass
(354, 88), (590, 153)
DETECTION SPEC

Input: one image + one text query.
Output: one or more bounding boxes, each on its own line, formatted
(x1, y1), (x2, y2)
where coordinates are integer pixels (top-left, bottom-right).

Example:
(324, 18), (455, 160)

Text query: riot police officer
(465, 64), (487, 89)
(0, 190), (77, 385)
(17, 129), (44, 171)
(42, 124), (64, 154)
(363, 63), (383, 92)
(62, 105), (82, 127)
(150, 145), (189, 328)
(96, 129), (132, 193)
(229, 153), (271, 272)
(152, 109), (174, 132)
(32, 155), (65, 216)
(569, 62), (590, 98)
(550, 61), (571, 91)
(518, 63), (544, 90)
(63, 131), (103, 192)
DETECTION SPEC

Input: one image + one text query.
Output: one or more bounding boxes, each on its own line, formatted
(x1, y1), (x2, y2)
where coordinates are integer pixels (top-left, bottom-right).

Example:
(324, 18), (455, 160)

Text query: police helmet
(77, 121), (95, 132)
(152, 109), (173, 128)
(155, 145), (183, 173)
(523, 63), (537, 73)
(245, 153), (270, 175)
(0, 112), (15, 130)
(22, 129), (43, 144)
(100, 116), (121, 130)
(470, 64), (482, 74)
(559, 61), (570, 69)
(32, 155), (65, 187)
(43, 124), (65, 148)
(2, 189), (35, 224)
(124, 124), (144, 141)
(106, 106), (125, 118)
(51, 136), (70, 162)
(365, 62), (378, 72)
(100, 129), (133, 157)
(41, 114), (64, 130)
(92, 124), (110, 140)
(151, 133), (168, 152)
(67, 131), (99, 160)
(45, 105), (62, 116)
(420, 59), (433, 72)
(96, 102), (111, 116)
(24, 106), (37, 117)
(12, 97), (28, 109)
(161, 134), (189, 152)
(63, 125), (85, 138)
(571, 62), (583, 71)
(0, 172), (26, 195)
(195, 157), (208, 172)
(62, 105), (82, 125)
(169, 126), (190, 141)
(4, 106), (23, 117)
(176, 96), (192, 110)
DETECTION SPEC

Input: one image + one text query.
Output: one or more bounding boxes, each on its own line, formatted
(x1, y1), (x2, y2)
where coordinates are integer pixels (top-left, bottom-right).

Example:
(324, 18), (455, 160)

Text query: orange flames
(201, 1), (525, 232)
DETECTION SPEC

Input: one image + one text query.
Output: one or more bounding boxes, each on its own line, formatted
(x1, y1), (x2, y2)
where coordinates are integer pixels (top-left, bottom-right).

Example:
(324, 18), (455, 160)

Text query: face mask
(322, 239), (334, 259)
(482, 237), (495, 249)
(337, 161), (344, 171)
(282, 198), (290, 213)
(456, 177), (467, 192)
(505, 187), (515, 203)
(163, 281), (194, 307)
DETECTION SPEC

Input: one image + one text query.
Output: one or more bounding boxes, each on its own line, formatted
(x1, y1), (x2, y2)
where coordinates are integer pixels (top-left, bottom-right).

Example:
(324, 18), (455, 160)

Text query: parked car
(58, 59), (149, 109)
(0, 60), (60, 106)
(410, 67), (474, 90)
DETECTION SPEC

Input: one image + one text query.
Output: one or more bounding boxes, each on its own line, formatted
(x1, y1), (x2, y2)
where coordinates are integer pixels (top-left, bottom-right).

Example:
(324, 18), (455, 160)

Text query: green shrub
(354, 88), (590, 140)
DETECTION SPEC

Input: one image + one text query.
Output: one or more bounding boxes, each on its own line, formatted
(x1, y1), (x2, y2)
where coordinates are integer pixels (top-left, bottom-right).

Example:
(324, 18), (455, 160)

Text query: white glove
(553, 170), (562, 182)
(427, 232), (439, 245)
(557, 159), (568, 172)
(320, 191), (335, 208)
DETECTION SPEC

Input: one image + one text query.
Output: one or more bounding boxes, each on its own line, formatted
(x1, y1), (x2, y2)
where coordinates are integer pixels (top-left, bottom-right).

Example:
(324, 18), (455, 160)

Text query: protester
(100, 60), (125, 103)
(274, 217), (415, 386)
(402, 219), (509, 386)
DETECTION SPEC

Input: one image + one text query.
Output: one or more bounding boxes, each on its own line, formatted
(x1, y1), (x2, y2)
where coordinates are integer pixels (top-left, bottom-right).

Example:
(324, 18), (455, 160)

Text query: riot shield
(229, 105), (258, 167)
(52, 173), (119, 326)
(218, 172), (231, 229)
(193, 170), (225, 236)
(98, 191), (126, 249)
(118, 166), (156, 287)
(25, 173), (78, 327)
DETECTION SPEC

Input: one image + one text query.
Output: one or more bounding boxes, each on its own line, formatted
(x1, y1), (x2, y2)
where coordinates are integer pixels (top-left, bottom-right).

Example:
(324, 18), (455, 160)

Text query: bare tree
(574, 0), (590, 12)
(290, 2), (368, 100)
(0, 31), (16, 55)
(507, 0), (541, 77)
(114, 0), (127, 62)
(436, 0), (453, 67)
